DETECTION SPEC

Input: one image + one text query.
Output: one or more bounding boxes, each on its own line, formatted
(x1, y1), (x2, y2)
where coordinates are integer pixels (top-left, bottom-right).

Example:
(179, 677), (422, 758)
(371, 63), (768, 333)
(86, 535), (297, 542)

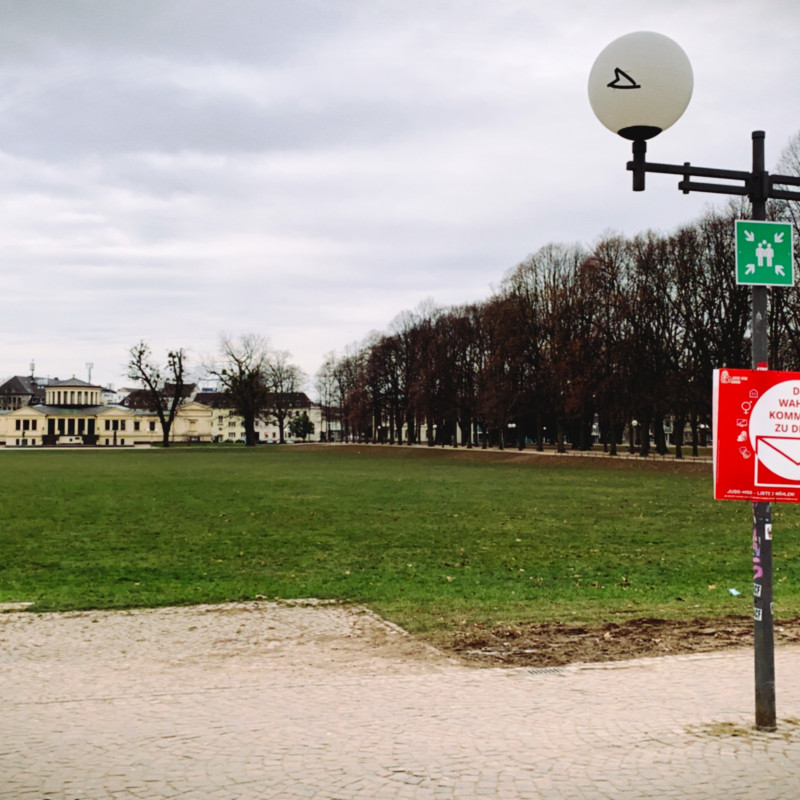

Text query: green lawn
(2, 445), (798, 634)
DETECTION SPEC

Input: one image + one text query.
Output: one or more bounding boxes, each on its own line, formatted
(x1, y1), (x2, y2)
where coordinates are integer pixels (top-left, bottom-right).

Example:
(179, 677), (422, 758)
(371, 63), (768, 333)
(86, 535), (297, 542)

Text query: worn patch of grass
(2, 445), (800, 634)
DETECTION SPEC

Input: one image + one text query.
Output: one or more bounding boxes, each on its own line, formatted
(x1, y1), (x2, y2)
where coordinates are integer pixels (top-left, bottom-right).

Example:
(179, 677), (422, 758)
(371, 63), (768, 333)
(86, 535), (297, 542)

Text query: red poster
(713, 368), (800, 502)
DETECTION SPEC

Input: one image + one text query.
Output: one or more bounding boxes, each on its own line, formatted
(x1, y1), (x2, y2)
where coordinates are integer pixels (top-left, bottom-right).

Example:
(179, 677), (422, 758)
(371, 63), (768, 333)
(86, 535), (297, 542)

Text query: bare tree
(332, 343), (369, 442)
(265, 350), (306, 444)
(315, 353), (338, 442)
(476, 295), (524, 450)
(206, 333), (271, 446)
(774, 130), (800, 234)
(387, 309), (426, 445)
(502, 243), (588, 453)
(126, 341), (188, 447)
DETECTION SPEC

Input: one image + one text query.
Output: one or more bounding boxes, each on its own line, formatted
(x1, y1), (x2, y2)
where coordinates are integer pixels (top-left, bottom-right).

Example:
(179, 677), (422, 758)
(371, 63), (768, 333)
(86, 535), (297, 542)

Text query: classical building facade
(0, 375), (336, 447)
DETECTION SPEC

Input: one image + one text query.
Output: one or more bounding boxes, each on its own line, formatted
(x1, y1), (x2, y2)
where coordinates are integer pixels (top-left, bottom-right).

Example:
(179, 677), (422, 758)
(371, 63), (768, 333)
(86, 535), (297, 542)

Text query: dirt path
(0, 601), (455, 684)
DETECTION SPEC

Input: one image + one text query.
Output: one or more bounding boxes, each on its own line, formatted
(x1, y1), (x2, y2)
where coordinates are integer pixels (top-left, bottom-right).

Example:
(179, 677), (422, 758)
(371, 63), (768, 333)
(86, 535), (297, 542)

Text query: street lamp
(589, 31), (800, 732)
(507, 421), (519, 451)
(698, 422), (710, 449)
(588, 32), (693, 144)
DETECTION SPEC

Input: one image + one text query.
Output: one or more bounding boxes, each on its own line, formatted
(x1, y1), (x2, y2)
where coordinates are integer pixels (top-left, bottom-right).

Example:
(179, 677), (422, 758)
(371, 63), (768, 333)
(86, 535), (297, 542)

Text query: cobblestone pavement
(3, 602), (800, 799)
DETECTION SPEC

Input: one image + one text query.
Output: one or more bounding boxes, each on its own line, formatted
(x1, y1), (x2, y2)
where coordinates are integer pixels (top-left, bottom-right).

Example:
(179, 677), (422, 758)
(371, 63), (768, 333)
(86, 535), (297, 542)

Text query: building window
(15, 420), (20, 430)
(134, 421), (140, 431)
(149, 421), (156, 432)
(105, 420), (111, 431)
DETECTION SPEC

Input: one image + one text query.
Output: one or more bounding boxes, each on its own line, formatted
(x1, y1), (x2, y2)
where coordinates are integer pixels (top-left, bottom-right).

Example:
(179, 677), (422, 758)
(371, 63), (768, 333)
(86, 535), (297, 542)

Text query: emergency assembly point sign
(735, 220), (794, 287)
(714, 368), (800, 502)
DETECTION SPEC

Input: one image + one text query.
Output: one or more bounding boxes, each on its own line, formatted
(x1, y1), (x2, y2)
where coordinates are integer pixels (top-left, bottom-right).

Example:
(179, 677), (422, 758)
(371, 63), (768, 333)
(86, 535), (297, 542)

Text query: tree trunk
(160, 416), (172, 448)
(673, 411), (686, 459)
(609, 419), (620, 457)
(639, 414), (651, 458)
(628, 419), (637, 454)
(653, 415), (669, 456)
(244, 415), (257, 446)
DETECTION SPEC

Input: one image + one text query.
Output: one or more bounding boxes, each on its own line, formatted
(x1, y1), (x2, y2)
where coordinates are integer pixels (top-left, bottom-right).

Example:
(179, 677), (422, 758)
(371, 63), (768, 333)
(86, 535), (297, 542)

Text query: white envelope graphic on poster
(755, 436), (800, 485)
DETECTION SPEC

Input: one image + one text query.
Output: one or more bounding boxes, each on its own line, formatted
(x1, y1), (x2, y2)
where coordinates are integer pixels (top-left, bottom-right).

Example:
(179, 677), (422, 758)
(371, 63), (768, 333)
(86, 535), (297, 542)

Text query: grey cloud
(0, 2), (534, 161)
(0, 1), (348, 64)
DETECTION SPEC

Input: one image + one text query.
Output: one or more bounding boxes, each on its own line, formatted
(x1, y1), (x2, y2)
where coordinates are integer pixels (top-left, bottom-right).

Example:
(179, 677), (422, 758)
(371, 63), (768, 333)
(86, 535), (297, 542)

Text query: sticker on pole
(735, 220), (794, 286)
(714, 368), (800, 501)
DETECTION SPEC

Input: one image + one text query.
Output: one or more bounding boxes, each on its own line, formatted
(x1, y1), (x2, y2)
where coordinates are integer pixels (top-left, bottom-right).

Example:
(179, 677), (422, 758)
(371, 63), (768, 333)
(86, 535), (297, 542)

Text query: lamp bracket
(626, 139), (800, 201)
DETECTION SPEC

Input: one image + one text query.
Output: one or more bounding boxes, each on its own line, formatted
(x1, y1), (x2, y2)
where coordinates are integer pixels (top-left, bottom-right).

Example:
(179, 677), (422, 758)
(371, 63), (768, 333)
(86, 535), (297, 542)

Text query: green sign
(736, 220), (794, 286)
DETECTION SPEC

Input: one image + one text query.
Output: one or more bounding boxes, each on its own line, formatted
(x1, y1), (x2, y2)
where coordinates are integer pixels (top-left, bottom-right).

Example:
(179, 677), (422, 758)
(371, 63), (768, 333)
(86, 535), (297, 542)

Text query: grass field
(3, 444), (800, 634)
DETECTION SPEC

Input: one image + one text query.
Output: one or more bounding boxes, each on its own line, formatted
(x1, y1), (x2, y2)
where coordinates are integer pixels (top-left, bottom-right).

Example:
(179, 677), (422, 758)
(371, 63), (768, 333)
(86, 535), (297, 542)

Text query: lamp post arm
(771, 173), (800, 187)
(626, 137), (800, 201)
(678, 180), (750, 197)
(770, 173), (800, 201)
(769, 188), (800, 201)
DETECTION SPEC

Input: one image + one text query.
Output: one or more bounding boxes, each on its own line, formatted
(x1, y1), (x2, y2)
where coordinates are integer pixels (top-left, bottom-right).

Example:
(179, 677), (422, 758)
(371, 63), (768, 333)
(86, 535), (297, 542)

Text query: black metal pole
(625, 128), (800, 731)
(750, 130), (776, 732)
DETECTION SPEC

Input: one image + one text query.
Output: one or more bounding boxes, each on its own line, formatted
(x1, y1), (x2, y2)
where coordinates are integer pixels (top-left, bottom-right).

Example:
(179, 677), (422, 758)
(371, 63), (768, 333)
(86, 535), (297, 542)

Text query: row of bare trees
(316, 200), (800, 457)
(129, 133), (800, 454)
(127, 334), (305, 447)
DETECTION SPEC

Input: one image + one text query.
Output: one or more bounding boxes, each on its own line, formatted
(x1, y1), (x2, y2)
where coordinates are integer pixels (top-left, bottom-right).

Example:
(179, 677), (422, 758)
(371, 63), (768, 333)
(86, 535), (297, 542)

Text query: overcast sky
(2, 0), (800, 394)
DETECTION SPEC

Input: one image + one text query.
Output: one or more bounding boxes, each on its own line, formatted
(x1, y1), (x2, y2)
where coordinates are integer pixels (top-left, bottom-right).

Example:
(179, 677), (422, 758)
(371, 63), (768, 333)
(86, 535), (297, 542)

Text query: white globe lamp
(588, 31), (693, 140)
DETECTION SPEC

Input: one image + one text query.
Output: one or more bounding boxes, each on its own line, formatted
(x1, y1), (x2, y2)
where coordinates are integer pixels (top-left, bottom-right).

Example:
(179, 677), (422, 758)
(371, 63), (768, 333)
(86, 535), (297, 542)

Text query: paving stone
(3, 603), (800, 798)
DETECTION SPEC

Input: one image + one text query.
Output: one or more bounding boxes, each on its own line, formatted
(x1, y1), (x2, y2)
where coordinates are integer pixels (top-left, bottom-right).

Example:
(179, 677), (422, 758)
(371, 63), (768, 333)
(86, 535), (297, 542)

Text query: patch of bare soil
(7, 603), (800, 676)
(446, 615), (800, 667)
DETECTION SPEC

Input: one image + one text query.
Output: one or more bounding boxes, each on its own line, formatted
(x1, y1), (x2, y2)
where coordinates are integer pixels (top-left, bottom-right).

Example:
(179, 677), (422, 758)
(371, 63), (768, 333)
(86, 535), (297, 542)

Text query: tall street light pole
(588, 31), (800, 732)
